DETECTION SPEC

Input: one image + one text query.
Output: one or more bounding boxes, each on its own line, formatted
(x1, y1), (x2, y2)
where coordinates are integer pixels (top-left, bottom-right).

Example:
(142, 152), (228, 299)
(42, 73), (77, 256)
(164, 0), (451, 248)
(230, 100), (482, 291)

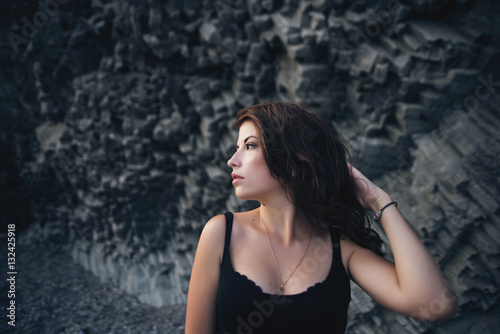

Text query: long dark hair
(235, 102), (384, 256)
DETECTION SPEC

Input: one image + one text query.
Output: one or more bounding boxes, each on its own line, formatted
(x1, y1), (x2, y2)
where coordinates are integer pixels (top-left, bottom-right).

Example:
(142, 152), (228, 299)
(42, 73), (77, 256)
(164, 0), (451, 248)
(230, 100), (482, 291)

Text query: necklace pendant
(280, 284), (284, 293)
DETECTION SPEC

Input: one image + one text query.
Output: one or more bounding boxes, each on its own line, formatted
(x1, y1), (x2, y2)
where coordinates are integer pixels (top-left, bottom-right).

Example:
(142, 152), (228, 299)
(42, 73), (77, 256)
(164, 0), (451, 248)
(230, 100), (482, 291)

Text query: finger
(347, 162), (364, 179)
(346, 161), (357, 176)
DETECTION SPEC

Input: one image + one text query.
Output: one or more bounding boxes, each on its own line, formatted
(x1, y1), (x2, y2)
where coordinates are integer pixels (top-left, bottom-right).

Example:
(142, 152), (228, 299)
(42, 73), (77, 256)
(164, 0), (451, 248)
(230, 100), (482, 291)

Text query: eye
(246, 142), (257, 149)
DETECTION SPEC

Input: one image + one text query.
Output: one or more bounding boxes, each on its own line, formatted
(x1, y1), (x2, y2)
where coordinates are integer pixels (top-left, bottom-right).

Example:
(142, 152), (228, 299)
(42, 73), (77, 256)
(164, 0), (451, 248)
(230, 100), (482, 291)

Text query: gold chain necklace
(259, 212), (312, 294)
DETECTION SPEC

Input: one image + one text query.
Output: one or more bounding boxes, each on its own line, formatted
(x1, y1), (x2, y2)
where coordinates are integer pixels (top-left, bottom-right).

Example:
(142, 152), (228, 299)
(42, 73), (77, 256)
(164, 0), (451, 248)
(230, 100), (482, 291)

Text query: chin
(234, 192), (252, 201)
(234, 189), (258, 201)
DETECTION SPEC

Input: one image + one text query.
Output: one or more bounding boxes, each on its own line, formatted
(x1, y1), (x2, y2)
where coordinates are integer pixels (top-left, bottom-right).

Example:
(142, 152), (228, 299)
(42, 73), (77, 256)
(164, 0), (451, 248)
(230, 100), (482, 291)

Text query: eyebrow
(236, 135), (258, 148)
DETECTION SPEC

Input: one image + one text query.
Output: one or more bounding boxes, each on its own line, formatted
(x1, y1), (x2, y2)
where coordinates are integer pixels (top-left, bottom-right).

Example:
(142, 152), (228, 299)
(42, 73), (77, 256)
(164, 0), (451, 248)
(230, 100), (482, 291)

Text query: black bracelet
(373, 201), (397, 221)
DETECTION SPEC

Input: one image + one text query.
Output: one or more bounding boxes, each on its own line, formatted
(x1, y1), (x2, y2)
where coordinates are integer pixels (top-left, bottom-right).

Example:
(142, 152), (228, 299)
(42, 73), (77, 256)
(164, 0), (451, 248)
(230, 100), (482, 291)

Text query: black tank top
(217, 212), (351, 334)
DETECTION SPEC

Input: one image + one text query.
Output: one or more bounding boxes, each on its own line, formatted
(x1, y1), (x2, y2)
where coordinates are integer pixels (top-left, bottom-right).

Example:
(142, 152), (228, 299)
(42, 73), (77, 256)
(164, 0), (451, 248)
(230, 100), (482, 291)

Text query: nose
(227, 150), (240, 168)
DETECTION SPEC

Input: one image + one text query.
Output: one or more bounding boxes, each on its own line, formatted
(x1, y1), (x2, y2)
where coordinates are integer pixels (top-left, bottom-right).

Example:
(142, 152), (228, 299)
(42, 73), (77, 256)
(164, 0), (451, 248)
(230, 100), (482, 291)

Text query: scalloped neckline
(232, 268), (332, 297)
(227, 242), (336, 298)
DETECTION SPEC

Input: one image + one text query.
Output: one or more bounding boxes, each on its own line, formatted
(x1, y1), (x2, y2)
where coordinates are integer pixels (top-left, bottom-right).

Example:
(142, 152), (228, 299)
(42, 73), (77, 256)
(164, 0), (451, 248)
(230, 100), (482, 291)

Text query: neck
(259, 203), (310, 245)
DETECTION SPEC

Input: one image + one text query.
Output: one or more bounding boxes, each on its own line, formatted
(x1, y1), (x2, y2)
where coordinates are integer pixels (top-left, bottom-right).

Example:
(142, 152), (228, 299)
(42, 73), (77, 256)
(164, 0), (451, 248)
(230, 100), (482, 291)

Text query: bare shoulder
(339, 234), (372, 277)
(203, 214), (227, 237)
(201, 210), (258, 262)
(198, 214), (227, 264)
(339, 234), (363, 257)
(186, 215), (227, 333)
(202, 210), (256, 243)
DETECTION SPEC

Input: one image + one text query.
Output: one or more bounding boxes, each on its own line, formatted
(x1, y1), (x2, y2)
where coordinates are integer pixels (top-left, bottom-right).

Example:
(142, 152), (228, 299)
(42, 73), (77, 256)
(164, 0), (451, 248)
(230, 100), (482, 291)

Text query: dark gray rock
(2, 1), (499, 333)
(152, 112), (185, 143)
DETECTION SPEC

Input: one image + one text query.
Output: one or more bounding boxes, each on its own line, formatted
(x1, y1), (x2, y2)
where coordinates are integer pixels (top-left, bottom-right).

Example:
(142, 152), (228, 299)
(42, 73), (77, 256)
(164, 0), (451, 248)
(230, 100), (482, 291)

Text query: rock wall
(1, 0), (499, 332)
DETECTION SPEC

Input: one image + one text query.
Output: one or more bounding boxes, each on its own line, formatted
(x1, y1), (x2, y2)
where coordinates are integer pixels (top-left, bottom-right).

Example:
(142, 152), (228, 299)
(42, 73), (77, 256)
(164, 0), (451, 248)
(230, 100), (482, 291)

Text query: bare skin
(185, 121), (458, 334)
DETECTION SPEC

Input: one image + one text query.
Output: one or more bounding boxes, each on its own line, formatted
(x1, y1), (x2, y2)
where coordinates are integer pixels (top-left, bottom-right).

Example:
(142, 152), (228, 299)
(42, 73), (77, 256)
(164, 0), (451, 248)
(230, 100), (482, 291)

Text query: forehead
(237, 120), (258, 140)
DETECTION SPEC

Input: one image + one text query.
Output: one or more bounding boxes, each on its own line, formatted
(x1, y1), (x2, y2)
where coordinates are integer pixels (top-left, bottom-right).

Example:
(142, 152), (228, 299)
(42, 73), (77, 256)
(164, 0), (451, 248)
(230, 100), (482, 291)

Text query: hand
(347, 162), (389, 212)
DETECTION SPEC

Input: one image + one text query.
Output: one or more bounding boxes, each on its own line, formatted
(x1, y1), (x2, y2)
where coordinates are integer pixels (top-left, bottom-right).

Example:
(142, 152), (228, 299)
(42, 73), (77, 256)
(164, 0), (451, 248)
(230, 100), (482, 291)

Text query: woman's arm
(347, 164), (458, 321)
(185, 215), (226, 334)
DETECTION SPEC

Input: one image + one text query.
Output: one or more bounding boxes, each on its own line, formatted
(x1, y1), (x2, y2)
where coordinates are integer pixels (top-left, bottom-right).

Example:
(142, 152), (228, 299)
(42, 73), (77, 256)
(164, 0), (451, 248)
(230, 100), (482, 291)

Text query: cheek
(252, 156), (279, 187)
(251, 154), (271, 177)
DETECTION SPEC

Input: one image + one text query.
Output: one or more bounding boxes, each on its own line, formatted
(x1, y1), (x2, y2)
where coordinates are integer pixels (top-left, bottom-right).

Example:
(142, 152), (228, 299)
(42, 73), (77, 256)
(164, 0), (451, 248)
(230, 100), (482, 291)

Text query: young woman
(185, 102), (457, 333)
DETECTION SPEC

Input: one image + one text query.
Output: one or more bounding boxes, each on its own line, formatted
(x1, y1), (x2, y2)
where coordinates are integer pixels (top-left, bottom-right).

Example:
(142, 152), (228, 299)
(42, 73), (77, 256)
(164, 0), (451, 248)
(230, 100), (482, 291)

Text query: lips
(231, 173), (244, 184)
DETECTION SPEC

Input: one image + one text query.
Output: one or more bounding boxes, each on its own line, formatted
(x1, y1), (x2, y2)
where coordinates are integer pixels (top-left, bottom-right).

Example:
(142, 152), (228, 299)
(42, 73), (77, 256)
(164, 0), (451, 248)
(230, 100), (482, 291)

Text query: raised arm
(185, 215), (226, 334)
(346, 163), (458, 321)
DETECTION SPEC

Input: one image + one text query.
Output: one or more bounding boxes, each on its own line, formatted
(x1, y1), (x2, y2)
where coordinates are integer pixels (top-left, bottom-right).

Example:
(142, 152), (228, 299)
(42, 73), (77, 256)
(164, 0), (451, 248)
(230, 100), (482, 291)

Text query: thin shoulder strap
(223, 212), (234, 252)
(330, 226), (342, 260)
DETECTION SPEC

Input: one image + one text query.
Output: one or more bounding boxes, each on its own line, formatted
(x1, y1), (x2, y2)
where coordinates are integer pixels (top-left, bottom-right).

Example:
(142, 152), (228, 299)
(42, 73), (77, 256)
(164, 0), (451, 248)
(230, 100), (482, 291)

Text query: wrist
(370, 192), (392, 213)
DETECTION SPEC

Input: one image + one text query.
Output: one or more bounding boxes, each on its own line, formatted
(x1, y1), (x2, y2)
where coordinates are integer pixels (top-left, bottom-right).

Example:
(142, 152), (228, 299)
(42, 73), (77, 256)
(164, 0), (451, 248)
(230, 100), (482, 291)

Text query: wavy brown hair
(235, 102), (384, 256)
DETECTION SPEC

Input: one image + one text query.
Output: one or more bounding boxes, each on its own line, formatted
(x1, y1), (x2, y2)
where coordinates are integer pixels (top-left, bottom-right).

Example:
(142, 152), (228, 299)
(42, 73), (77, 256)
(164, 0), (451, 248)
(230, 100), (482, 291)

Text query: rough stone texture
(0, 244), (186, 334)
(1, 0), (499, 332)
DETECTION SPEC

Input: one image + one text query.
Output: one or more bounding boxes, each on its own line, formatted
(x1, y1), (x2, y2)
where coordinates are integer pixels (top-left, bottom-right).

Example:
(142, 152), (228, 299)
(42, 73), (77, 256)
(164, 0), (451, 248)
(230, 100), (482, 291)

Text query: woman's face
(227, 121), (282, 201)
